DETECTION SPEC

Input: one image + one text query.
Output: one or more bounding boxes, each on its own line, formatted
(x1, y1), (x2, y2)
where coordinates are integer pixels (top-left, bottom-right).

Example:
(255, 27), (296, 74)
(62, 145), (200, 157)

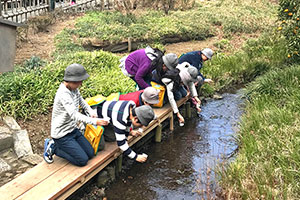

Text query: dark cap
(135, 105), (155, 126)
(64, 63), (89, 82)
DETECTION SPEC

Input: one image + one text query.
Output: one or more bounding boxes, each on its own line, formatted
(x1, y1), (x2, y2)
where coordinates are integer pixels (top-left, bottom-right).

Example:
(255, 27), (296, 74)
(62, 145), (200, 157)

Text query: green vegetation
(216, 1), (300, 198)
(2, 1), (299, 197)
(201, 32), (288, 96)
(219, 65), (300, 199)
(278, 0), (300, 61)
(0, 51), (134, 119)
(54, 0), (276, 55)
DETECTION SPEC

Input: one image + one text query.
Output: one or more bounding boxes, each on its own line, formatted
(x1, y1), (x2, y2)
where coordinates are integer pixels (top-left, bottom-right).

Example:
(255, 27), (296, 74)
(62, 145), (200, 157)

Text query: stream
(104, 90), (245, 200)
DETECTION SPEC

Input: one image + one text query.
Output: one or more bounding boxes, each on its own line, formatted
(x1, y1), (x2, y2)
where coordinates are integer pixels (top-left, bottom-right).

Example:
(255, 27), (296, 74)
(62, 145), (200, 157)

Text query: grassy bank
(54, 0), (277, 55)
(200, 32), (288, 96)
(219, 65), (300, 199)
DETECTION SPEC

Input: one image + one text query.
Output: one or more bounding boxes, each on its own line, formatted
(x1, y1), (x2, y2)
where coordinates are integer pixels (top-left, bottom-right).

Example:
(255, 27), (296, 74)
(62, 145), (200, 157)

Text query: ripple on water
(104, 91), (245, 200)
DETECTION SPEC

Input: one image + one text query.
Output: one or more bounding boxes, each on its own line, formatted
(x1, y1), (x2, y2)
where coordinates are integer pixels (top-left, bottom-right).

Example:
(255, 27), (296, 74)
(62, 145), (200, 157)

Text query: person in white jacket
(161, 62), (201, 125)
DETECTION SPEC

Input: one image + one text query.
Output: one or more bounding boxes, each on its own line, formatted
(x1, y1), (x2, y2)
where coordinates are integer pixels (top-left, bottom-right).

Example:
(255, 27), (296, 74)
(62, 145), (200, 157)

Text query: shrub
(21, 56), (46, 72)
(278, 0), (300, 62)
(202, 32), (287, 93)
(0, 51), (134, 119)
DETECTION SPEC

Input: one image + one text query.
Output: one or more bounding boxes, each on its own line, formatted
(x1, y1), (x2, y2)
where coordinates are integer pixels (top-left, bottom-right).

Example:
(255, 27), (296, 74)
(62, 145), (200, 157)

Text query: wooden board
(1, 97), (189, 200)
(17, 143), (119, 200)
(0, 158), (68, 200)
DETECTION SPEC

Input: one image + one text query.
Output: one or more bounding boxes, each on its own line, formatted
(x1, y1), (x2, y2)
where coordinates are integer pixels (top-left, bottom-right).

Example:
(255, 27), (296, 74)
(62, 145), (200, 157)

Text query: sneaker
(43, 138), (54, 164)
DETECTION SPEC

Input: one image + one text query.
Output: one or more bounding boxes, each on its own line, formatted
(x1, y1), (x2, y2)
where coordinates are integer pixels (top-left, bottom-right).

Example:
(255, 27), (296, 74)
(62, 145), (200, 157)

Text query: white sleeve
(187, 81), (198, 97)
(162, 78), (179, 114)
(79, 95), (97, 116)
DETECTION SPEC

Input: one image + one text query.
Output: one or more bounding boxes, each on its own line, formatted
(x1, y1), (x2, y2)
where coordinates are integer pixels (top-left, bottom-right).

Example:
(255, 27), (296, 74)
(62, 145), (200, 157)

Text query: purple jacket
(125, 49), (154, 89)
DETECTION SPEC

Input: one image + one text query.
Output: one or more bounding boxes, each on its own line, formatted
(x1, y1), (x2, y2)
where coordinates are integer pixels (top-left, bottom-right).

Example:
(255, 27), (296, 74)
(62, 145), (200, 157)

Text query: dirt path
(15, 12), (258, 64)
(15, 14), (83, 64)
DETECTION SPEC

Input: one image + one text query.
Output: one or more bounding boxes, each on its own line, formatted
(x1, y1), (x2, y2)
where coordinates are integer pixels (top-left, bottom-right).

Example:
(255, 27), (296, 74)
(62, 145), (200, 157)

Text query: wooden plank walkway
(0, 96), (188, 200)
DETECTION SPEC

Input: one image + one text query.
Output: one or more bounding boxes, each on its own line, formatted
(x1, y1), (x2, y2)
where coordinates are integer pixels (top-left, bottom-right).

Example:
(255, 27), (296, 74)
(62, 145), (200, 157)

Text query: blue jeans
(173, 85), (187, 101)
(53, 128), (94, 166)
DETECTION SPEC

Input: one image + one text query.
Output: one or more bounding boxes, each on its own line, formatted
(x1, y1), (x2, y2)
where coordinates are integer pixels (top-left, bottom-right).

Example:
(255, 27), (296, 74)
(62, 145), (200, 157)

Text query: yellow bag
(150, 81), (165, 108)
(85, 93), (120, 107)
(106, 92), (120, 101)
(84, 124), (104, 155)
(85, 95), (106, 107)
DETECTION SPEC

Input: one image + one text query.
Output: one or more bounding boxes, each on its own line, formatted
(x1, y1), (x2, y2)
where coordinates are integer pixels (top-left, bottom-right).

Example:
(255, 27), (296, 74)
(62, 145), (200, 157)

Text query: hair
(132, 107), (137, 117)
(162, 68), (181, 92)
(150, 48), (165, 83)
(151, 48), (165, 80)
(131, 107), (142, 124)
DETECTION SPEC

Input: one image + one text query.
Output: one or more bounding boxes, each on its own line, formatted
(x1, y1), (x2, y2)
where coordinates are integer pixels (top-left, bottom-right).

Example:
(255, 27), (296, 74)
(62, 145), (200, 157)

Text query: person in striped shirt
(97, 101), (155, 163)
(43, 63), (109, 166)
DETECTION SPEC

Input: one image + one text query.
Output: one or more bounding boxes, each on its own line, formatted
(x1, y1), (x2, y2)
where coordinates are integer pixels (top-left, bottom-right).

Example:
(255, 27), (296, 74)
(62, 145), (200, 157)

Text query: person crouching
(43, 63), (109, 166)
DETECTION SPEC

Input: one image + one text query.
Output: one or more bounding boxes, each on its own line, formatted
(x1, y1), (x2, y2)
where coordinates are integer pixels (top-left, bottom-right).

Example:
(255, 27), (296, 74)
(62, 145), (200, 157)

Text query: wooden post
(128, 37), (131, 52)
(182, 106), (186, 118)
(169, 113), (174, 131)
(155, 124), (162, 142)
(106, 0), (109, 9)
(197, 86), (201, 96)
(186, 102), (191, 118)
(115, 154), (122, 176)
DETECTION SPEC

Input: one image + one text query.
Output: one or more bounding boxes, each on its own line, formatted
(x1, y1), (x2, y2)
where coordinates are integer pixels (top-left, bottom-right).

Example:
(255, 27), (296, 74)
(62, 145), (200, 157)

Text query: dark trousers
(53, 128), (94, 166)
(130, 74), (152, 90)
(173, 85), (187, 100)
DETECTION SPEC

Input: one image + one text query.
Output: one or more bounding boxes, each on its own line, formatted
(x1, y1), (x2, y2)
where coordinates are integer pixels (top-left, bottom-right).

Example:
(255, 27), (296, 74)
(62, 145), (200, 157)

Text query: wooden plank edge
(0, 157), (69, 200)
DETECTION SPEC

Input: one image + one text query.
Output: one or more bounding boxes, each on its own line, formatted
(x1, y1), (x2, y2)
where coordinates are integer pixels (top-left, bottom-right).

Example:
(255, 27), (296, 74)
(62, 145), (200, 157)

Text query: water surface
(105, 91), (244, 200)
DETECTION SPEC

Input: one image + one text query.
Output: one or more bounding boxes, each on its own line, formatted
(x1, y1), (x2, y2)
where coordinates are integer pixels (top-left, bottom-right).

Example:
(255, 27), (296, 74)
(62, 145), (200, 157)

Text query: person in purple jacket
(119, 46), (178, 90)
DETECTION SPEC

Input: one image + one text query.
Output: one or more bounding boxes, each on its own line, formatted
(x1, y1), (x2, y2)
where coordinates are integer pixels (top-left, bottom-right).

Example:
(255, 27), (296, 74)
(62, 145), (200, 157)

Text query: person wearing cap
(151, 52), (179, 85)
(119, 46), (178, 90)
(119, 86), (160, 107)
(160, 63), (201, 125)
(177, 63), (203, 115)
(178, 48), (214, 84)
(96, 101), (155, 163)
(43, 63), (109, 166)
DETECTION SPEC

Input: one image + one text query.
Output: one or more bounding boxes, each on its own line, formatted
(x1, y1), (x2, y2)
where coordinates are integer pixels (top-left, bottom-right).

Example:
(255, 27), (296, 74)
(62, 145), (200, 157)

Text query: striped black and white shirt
(97, 100), (137, 160)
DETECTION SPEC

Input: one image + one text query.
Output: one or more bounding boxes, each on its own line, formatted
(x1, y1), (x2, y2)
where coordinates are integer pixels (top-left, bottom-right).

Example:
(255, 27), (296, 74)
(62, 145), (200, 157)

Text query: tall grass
(219, 66), (300, 199)
(200, 32), (288, 96)
(0, 51), (135, 119)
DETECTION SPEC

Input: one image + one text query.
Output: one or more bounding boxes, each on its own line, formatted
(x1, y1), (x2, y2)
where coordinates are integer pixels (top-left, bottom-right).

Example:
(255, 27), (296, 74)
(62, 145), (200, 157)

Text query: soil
(14, 13), (83, 64)
(13, 11), (259, 173)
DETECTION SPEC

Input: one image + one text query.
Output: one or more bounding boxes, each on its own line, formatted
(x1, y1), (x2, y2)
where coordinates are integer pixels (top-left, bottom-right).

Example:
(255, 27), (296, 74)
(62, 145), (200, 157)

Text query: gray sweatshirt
(51, 83), (97, 139)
